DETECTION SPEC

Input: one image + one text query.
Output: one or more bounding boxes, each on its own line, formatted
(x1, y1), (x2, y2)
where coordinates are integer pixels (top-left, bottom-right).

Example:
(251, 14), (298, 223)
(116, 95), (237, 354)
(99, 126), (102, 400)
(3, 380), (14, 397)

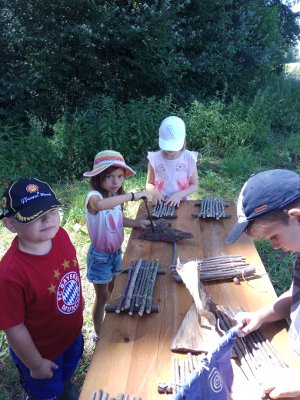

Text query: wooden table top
(80, 200), (300, 400)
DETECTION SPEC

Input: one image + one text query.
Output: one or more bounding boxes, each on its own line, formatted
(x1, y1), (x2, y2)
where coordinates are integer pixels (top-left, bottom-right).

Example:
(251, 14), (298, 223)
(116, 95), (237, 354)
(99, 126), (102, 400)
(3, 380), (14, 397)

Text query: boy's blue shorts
(9, 332), (83, 400)
(86, 245), (122, 284)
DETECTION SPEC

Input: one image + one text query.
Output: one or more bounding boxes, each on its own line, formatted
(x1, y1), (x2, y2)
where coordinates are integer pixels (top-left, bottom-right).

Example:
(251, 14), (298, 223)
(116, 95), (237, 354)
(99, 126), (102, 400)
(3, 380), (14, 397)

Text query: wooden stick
(146, 259), (159, 313)
(173, 356), (180, 393)
(116, 261), (134, 313)
(101, 391), (109, 400)
(143, 198), (155, 231)
(95, 390), (103, 400)
(253, 330), (289, 368)
(135, 260), (149, 307)
(124, 259), (143, 310)
(129, 265), (144, 315)
(138, 261), (155, 316)
(215, 310), (257, 380)
(187, 352), (194, 373)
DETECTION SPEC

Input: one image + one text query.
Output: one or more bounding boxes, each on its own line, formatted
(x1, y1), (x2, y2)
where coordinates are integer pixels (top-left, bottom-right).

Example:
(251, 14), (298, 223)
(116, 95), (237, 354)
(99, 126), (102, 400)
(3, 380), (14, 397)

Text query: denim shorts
(86, 245), (122, 284)
(9, 332), (83, 400)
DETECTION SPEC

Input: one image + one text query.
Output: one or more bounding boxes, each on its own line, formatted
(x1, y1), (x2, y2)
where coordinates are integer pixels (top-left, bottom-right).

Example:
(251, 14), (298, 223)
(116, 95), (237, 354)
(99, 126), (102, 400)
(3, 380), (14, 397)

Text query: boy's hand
(165, 193), (182, 207)
(152, 191), (164, 206)
(30, 358), (58, 379)
(233, 311), (263, 336)
(258, 367), (300, 398)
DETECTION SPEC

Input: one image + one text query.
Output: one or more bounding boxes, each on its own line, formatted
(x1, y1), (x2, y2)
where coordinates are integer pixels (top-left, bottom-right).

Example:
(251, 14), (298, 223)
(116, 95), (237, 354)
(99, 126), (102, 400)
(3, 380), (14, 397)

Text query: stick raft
(170, 255), (256, 282)
(192, 196), (231, 219)
(90, 390), (141, 400)
(216, 305), (289, 382)
(150, 202), (177, 219)
(157, 353), (205, 395)
(158, 306), (288, 395)
(105, 259), (163, 315)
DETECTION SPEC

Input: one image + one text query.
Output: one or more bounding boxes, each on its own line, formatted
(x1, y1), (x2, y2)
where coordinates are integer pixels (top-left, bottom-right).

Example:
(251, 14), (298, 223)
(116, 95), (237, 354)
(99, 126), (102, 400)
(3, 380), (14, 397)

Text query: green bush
(1, 75), (300, 186)
(52, 95), (176, 179)
(0, 120), (58, 190)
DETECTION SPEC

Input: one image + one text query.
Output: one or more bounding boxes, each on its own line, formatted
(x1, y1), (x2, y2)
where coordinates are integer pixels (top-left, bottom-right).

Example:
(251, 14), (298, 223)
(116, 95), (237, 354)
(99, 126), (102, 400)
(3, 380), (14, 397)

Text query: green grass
(0, 167), (297, 399)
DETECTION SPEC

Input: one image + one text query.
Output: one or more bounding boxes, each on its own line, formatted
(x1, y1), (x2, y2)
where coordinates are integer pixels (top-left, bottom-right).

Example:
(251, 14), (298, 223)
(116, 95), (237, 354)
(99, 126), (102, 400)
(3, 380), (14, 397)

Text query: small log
(101, 392), (109, 400)
(134, 260), (149, 308)
(157, 382), (173, 394)
(138, 261), (155, 316)
(105, 304), (159, 313)
(146, 259), (159, 313)
(116, 262), (134, 313)
(124, 259), (143, 310)
(172, 356), (180, 394)
(95, 390), (103, 400)
(129, 262), (145, 315)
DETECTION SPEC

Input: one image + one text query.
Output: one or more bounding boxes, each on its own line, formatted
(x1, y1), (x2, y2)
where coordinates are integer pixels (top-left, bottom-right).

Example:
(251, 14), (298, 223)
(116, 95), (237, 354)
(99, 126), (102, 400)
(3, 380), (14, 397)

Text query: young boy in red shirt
(0, 178), (83, 400)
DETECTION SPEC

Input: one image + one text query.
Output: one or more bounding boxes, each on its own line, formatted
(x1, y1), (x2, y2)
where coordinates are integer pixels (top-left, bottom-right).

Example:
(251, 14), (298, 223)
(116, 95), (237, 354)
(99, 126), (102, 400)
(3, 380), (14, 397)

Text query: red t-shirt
(0, 227), (83, 360)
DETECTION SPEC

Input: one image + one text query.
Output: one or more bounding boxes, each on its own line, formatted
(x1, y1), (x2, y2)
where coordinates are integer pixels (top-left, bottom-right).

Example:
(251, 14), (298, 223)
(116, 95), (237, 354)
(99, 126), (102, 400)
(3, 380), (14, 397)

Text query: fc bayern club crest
(57, 271), (81, 314)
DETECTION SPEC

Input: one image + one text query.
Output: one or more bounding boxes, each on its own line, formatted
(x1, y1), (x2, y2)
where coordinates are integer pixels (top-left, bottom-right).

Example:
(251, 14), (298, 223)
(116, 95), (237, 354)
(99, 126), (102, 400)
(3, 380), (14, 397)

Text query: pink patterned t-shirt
(85, 191), (124, 253)
(147, 149), (198, 198)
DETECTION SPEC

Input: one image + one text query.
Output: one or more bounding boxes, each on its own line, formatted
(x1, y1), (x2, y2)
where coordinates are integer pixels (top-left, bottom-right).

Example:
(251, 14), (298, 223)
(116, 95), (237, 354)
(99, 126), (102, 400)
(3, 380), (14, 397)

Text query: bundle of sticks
(150, 202), (177, 219)
(170, 255), (256, 282)
(105, 259), (163, 316)
(216, 305), (288, 381)
(157, 305), (288, 395)
(192, 196), (230, 219)
(90, 391), (141, 400)
(157, 352), (205, 395)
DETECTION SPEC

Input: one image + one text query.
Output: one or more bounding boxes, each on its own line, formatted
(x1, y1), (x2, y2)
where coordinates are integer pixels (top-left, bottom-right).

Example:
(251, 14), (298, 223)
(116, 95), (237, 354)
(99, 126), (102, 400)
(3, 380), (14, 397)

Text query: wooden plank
(80, 201), (300, 400)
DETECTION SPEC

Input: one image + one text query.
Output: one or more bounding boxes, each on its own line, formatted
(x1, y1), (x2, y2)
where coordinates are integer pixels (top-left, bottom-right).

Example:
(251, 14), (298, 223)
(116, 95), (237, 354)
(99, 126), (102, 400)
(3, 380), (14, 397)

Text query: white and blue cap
(159, 116), (186, 151)
(226, 169), (300, 244)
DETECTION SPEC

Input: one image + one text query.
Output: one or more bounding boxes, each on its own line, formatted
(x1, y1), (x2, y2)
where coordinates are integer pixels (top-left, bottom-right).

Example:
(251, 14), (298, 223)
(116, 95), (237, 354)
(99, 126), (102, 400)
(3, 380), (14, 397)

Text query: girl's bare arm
(89, 190), (149, 212)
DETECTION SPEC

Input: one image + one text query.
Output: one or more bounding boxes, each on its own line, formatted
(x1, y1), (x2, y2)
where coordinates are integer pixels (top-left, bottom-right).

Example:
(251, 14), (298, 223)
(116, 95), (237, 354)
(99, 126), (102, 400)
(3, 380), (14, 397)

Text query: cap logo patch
(1, 197), (7, 209)
(26, 184), (39, 193)
(255, 205), (268, 213)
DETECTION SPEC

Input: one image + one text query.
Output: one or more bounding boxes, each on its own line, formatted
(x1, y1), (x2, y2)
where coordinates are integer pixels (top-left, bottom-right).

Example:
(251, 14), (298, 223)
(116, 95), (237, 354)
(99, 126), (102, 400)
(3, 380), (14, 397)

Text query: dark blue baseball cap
(0, 178), (61, 223)
(226, 169), (300, 244)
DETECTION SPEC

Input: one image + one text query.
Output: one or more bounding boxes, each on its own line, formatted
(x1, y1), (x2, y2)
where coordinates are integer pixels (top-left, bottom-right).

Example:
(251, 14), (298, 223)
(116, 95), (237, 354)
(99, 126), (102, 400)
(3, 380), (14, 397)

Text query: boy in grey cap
(226, 169), (300, 399)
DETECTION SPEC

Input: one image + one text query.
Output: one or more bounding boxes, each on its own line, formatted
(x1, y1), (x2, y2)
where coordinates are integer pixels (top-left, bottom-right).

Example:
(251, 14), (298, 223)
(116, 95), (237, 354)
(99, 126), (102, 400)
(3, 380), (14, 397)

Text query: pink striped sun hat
(83, 150), (136, 178)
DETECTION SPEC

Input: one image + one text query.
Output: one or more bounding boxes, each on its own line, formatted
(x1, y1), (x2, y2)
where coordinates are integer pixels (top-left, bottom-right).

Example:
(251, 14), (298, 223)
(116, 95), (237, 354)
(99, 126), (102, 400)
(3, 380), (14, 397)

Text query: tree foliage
(0, 0), (299, 125)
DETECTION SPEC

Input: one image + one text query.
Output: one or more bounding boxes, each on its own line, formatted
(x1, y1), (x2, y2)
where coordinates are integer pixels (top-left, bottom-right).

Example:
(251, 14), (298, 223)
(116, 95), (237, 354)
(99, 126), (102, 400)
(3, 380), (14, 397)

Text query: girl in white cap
(146, 116), (198, 207)
(83, 150), (150, 341)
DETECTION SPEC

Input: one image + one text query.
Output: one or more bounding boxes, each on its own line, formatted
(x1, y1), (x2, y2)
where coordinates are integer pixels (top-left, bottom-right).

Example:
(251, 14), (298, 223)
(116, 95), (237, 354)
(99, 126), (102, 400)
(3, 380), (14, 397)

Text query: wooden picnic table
(80, 200), (300, 400)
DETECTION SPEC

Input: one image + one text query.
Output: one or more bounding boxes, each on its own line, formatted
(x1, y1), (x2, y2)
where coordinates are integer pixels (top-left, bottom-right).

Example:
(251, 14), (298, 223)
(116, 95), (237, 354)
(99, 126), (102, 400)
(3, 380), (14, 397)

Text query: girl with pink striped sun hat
(83, 150), (135, 178)
(83, 150), (150, 341)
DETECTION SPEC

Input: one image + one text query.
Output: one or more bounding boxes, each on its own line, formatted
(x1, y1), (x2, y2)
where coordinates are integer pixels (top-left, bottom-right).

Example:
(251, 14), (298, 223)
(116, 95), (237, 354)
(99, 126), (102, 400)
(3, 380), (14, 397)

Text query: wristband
(130, 192), (135, 201)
